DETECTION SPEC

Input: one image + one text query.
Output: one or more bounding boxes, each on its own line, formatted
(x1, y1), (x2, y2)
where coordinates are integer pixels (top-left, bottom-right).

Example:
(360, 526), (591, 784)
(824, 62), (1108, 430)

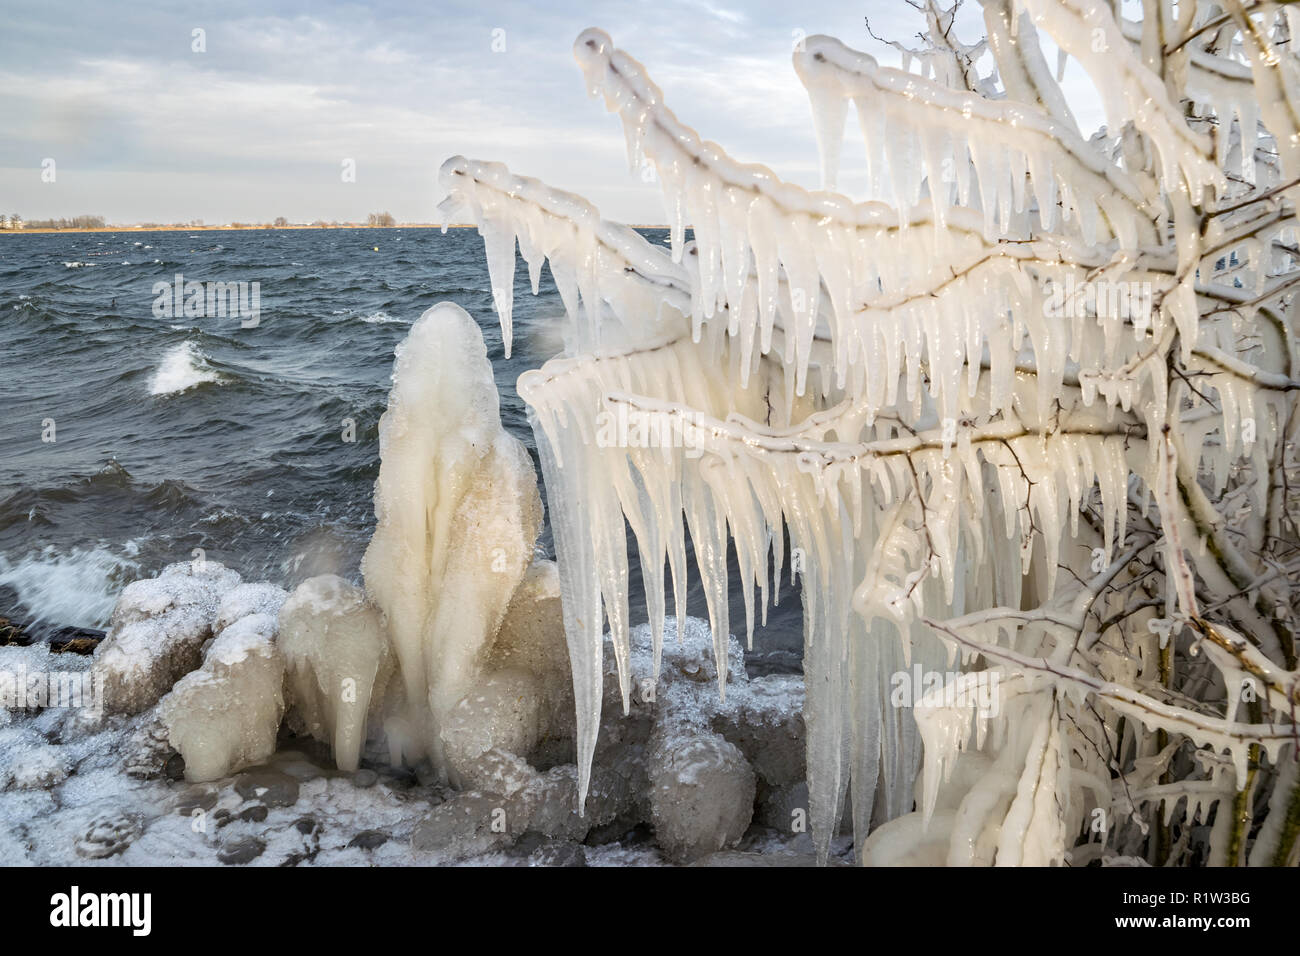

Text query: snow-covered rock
(108, 560), (241, 631)
(213, 583), (289, 636)
(0, 731), (69, 791)
(92, 560), (242, 715)
(709, 673), (805, 788)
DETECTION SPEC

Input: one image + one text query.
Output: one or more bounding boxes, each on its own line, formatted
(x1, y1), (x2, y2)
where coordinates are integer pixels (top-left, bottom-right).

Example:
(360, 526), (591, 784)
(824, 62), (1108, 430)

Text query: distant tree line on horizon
(5, 211), (410, 230)
(24, 215), (106, 229)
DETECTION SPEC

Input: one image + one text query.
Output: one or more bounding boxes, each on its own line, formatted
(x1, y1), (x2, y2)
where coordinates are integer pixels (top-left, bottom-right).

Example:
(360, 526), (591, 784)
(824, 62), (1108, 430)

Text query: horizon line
(0, 222), (674, 234)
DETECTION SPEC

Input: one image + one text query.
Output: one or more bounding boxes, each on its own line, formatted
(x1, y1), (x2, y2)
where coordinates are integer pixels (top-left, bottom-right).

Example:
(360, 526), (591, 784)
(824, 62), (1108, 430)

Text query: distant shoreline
(1, 222), (671, 235)
(0, 223), (470, 235)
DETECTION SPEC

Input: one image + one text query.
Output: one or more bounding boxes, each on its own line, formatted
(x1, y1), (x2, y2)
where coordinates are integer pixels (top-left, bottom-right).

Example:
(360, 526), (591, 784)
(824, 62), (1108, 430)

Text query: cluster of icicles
(438, 4), (1300, 864)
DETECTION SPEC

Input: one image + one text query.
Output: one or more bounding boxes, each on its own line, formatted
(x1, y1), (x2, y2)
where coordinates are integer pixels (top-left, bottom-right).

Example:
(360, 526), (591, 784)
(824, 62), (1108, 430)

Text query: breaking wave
(0, 546), (140, 628)
(149, 341), (222, 395)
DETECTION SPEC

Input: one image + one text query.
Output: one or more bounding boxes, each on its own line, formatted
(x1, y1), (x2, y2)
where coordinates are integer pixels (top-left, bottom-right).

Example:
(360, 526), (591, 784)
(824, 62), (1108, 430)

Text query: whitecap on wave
(149, 341), (222, 395)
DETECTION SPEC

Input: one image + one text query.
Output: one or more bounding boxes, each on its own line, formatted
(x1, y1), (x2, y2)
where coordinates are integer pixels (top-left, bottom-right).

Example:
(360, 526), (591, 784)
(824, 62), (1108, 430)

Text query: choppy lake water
(0, 227), (802, 672)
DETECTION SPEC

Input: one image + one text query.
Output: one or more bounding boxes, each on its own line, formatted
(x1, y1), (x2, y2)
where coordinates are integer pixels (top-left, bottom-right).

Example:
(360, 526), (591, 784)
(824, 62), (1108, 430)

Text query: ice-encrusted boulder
(0, 730), (69, 791)
(278, 575), (393, 772)
(108, 560), (241, 630)
(615, 617), (801, 861)
(440, 560), (576, 787)
(158, 612), (286, 782)
(92, 560), (242, 715)
(413, 615), (804, 861)
(488, 561), (574, 747)
(362, 302), (543, 777)
(441, 668), (543, 790)
(10, 746), (70, 790)
(409, 762), (632, 859)
(709, 674), (805, 788)
(647, 728), (755, 862)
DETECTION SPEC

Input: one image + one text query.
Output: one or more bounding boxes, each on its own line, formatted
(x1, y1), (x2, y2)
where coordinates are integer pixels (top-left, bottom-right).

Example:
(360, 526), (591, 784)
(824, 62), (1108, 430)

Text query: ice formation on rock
(647, 730), (755, 862)
(361, 303), (543, 779)
(2, 742), (69, 791)
(489, 560), (575, 737)
(410, 615), (802, 860)
(158, 612), (286, 782)
(440, 4), (1300, 866)
(92, 560), (242, 715)
(442, 560), (577, 787)
(278, 575), (392, 773)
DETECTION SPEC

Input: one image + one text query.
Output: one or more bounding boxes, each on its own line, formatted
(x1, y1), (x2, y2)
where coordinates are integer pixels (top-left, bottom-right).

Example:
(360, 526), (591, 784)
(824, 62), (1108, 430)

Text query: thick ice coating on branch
(438, 7), (1300, 866)
(792, 33), (1152, 246)
(438, 156), (690, 356)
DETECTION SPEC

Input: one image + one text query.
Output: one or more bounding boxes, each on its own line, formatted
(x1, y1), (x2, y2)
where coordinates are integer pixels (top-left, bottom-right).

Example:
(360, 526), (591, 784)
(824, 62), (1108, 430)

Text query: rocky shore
(0, 561), (834, 866)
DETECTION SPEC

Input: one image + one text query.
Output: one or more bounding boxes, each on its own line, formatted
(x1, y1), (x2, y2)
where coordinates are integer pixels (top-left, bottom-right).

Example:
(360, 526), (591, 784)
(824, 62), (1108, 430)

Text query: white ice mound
(108, 559), (242, 630)
(361, 302), (543, 778)
(93, 559), (242, 715)
(213, 582), (289, 635)
(278, 575), (393, 772)
(158, 612), (286, 782)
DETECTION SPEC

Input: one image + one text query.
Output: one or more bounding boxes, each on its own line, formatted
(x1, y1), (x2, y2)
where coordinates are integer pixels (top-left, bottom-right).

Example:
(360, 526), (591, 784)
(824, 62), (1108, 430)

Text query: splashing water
(149, 341), (221, 396)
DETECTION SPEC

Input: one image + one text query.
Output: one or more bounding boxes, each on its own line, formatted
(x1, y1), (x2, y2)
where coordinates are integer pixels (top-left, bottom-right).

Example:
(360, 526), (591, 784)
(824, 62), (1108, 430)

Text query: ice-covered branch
(434, 10), (1300, 865)
(1021, 0), (1225, 197)
(791, 33), (1153, 245)
(437, 155), (689, 355)
(920, 615), (1294, 784)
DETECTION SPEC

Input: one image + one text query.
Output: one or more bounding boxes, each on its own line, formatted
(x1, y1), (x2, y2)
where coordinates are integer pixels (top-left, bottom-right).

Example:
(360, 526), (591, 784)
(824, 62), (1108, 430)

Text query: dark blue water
(0, 227), (801, 671)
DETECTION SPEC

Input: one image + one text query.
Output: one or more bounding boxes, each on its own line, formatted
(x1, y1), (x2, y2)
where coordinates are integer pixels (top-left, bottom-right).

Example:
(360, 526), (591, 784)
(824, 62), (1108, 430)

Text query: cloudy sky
(0, 0), (1105, 225)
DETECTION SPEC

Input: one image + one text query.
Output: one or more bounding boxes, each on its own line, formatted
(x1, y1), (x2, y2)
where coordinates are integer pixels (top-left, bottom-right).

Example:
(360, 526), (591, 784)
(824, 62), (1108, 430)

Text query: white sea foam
(149, 341), (221, 395)
(0, 546), (141, 628)
(359, 310), (403, 324)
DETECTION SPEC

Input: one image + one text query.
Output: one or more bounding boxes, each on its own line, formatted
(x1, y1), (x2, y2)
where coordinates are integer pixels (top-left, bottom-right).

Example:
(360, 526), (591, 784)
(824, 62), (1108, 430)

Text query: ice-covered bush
(440, 2), (1300, 866)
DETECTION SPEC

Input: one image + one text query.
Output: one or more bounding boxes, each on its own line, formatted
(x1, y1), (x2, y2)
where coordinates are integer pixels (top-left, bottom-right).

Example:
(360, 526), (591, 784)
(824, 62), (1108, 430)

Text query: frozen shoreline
(0, 609), (829, 867)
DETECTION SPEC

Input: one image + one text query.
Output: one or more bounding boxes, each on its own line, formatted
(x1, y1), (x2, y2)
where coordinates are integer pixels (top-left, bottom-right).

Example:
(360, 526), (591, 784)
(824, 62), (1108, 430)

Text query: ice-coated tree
(438, 0), (1300, 866)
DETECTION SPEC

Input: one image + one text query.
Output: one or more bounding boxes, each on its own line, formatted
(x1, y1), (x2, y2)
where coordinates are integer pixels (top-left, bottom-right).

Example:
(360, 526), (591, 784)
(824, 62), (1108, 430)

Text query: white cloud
(0, 0), (1011, 224)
